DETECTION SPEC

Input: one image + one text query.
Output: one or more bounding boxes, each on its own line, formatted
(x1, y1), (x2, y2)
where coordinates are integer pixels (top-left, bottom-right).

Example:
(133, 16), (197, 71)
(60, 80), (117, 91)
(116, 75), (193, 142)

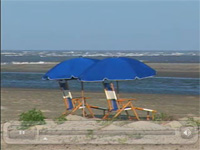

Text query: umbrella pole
(116, 81), (120, 99)
(81, 82), (86, 117)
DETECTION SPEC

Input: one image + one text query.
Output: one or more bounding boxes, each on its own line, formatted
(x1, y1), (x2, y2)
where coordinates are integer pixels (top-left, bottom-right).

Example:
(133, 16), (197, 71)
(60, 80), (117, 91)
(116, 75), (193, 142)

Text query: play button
(180, 127), (194, 139)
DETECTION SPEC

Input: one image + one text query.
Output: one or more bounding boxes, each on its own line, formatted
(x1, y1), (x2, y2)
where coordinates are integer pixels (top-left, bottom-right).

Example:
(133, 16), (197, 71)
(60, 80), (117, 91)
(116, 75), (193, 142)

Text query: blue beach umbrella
(42, 57), (99, 80)
(80, 57), (156, 82)
(42, 57), (99, 117)
(79, 57), (156, 97)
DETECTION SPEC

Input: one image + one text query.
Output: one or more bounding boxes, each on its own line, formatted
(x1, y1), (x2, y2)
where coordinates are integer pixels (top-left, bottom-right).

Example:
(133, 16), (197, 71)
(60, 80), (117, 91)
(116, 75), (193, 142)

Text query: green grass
(19, 108), (46, 129)
(54, 115), (67, 124)
(86, 129), (94, 139)
(153, 113), (174, 121)
(117, 137), (128, 144)
(186, 117), (200, 127)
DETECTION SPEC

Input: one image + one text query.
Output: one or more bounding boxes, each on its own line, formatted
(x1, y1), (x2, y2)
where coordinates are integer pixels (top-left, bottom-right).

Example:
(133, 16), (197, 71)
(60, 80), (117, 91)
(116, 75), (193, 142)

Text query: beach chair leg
(125, 110), (130, 117)
(131, 108), (140, 120)
(83, 110), (87, 117)
(62, 110), (69, 115)
(103, 111), (112, 120)
(125, 110), (132, 120)
(113, 108), (126, 119)
(86, 104), (95, 118)
(147, 112), (150, 121)
(130, 103), (140, 120)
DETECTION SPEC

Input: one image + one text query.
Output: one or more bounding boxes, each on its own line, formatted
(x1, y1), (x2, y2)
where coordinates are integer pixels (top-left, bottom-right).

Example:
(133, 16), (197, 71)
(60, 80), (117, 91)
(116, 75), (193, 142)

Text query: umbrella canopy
(79, 57), (156, 82)
(42, 57), (99, 80)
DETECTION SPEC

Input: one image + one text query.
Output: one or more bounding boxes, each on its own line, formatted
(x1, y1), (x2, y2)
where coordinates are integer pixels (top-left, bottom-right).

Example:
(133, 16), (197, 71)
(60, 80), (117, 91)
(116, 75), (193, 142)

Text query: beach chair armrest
(72, 97), (91, 101)
(117, 98), (137, 102)
(72, 98), (81, 101)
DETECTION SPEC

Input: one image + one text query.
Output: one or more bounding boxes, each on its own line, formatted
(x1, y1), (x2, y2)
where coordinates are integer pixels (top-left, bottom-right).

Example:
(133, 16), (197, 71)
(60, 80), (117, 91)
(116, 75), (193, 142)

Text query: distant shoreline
(1, 63), (199, 78)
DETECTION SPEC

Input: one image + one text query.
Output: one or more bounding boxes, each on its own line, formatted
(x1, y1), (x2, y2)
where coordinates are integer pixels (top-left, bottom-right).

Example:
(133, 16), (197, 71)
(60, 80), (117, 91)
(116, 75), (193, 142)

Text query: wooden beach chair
(58, 80), (95, 117)
(102, 82), (140, 120)
(102, 82), (157, 120)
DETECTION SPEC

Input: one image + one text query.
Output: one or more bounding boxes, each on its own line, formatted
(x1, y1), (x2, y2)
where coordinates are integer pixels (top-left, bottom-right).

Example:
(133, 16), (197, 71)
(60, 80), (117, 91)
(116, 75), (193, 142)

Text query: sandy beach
(1, 88), (199, 122)
(1, 87), (200, 150)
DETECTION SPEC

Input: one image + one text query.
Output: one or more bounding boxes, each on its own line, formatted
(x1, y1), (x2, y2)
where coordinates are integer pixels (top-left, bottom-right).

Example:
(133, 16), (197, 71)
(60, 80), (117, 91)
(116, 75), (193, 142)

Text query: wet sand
(1, 63), (200, 78)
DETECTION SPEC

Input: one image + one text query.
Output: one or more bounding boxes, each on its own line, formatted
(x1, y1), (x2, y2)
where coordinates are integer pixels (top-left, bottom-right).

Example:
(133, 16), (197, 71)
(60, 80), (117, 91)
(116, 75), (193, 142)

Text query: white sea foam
(10, 61), (57, 65)
(1, 62), (9, 65)
(4, 54), (24, 56)
(2, 52), (18, 55)
(170, 52), (184, 56)
(1, 50), (199, 58)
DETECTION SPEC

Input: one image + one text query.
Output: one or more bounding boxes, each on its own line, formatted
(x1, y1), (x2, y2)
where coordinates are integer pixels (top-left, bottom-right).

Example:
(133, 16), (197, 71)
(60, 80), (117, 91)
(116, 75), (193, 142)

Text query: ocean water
(1, 72), (199, 95)
(1, 50), (199, 95)
(1, 50), (199, 64)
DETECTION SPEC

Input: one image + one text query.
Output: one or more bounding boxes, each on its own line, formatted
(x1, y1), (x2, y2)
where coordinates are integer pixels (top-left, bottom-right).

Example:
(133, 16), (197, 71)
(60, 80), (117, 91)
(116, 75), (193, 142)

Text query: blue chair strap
(67, 97), (73, 110)
(111, 99), (118, 111)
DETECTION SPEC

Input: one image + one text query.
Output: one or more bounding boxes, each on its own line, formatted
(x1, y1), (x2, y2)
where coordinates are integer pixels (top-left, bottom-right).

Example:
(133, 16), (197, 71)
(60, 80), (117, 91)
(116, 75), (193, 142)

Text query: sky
(1, 0), (199, 51)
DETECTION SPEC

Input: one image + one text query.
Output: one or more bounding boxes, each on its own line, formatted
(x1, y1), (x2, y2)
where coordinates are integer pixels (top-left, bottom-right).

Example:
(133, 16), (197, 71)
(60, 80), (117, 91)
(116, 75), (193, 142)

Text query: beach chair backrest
(58, 80), (73, 110)
(103, 82), (119, 111)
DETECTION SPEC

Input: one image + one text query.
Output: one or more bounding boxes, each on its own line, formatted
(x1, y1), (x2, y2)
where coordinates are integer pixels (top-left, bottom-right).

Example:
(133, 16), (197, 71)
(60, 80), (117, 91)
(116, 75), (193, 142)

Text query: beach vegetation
(86, 129), (94, 139)
(54, 115), (67, 124)
(19, 108), (46, 129)
(186, 117), (200, 127)
(96, 120), (113, 127)
(117, 137), (128, 144)
(153, 113), (174, 121)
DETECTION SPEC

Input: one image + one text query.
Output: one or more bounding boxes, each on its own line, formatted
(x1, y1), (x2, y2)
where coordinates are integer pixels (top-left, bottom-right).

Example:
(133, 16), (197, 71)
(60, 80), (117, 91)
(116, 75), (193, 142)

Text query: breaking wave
(1, 61), (58, 65)
(1, 50), (199, 57)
